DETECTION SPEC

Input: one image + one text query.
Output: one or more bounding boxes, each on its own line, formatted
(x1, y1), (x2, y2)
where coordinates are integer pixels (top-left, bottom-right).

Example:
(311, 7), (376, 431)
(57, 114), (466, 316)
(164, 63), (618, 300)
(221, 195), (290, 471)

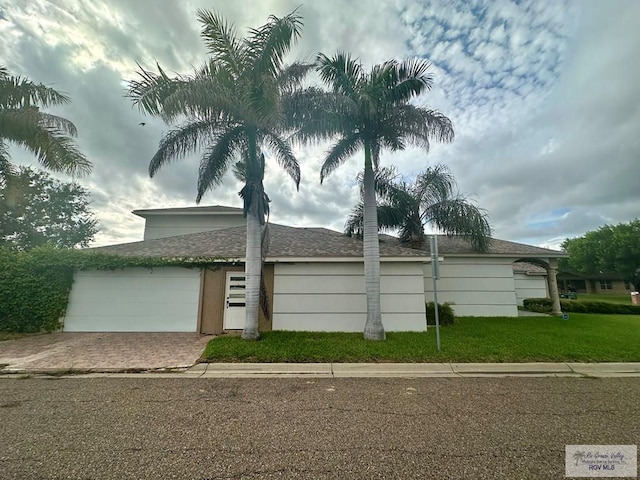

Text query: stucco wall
(272, 262), (427, 331)
(143, 214), (245, 240)
(425, 257), (518, 317)
(514, 273), (548, 306)
(63, 267), (201, 332)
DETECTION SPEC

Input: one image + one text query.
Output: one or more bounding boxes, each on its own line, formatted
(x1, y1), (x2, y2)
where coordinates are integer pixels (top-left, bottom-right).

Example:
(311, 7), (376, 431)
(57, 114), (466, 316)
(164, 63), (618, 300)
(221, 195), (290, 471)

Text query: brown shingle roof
(379, 234), (566, 257)
(88, 224), (566, 260)
(89, 224), (424, 259)
(512, 261), (547, 274)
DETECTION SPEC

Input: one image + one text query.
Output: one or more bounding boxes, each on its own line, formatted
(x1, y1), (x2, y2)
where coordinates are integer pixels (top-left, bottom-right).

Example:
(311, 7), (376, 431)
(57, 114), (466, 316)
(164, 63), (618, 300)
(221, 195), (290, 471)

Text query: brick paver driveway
(0, 333), (212, 372)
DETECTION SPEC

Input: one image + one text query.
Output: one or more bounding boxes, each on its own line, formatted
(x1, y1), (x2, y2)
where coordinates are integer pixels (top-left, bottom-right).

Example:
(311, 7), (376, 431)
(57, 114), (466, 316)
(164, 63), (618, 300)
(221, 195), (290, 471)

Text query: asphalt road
(1, 377), (638, 479)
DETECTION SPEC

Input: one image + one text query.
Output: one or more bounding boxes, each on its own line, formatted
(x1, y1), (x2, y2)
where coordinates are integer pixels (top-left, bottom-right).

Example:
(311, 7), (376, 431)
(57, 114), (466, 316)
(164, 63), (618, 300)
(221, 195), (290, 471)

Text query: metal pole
(430, 235), (441, 351)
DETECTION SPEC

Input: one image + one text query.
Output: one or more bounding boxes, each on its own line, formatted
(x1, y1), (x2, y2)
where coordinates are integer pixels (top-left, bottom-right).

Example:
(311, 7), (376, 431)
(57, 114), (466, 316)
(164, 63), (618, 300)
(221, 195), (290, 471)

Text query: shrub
(522, 298), (552, 313)
(561, 300), (640, 315)
(522, 297), (640, 315)
(0, 247), (73, 332)
(426, 302), (455, 326)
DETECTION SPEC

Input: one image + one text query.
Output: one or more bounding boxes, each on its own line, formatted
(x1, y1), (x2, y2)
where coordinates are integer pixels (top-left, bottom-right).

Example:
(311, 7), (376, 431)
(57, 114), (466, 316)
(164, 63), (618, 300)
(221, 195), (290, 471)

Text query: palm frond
(419, 108), (455, 143)
(384, 58), (434, 103)
(0, 108), (90, 175)
(196, 125), (246, 202)
(283, 87), (353, 144)
(160, 75), (236, 123)
(345, 202), (407, 238)
(245, 74), (282, 126)
(246, 10), (303, 78)
(0, 70), (70, 108)
(148, 119), (218, 177)
(0, 140), (15, 188)
(344, 201), (364, 237)
(38, 113), (78, 136)
(126, 62), (181, 118)
(320, 134), (362, 183)
(261, 131), (300, 189)
(276, 61), (314, 94)
(316, 52), (362, 97)
(377, 204), (409, 233)
(31, 132), (91, 175)
(356, 165), (398, 200)
(413, 164), (456, 209)
(423, 197), (492, 252)
(196, 9), (246, 77)
(348, 163), (491, 250)
(379, 105), (454, 154)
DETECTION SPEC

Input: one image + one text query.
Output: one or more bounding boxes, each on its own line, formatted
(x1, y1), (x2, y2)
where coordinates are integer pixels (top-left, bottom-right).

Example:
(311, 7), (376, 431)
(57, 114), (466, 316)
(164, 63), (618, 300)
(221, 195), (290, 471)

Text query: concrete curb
(3, 362), (640, 379)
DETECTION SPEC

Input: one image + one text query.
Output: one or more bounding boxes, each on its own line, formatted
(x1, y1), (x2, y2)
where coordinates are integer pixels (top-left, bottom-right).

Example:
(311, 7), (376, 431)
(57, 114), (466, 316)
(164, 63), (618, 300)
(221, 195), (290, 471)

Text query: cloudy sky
(1, 0), (638, 249)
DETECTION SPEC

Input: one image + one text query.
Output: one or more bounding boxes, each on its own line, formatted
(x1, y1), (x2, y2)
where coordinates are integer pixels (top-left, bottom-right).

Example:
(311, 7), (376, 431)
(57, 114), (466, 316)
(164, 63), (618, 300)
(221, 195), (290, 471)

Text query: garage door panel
(63, 316), (192, 332)
(72, 276), (198, 292)
(64, 268), (201, 332)
(65, 300), (197, 317)
(69, 289), (198, 304)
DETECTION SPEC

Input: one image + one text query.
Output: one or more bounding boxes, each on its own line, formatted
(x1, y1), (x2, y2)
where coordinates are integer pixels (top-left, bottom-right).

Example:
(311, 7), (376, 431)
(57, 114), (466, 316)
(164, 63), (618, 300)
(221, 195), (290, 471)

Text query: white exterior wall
(63, 267), (201, 332)
(272, 262), (426, 331)
(143, 214), (245, 240)
(514, 273), (548, 306)
(425, 257), (518, 317)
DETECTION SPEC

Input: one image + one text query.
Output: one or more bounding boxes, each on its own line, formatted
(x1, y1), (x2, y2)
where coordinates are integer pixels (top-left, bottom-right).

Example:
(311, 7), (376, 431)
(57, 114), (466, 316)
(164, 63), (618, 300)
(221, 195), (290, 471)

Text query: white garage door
(63, 267), (201, 332)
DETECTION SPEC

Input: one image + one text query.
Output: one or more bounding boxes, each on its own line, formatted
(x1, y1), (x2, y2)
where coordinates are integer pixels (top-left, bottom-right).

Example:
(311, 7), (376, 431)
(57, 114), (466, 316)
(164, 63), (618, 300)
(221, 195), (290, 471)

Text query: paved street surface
(1, 377), (638, 479)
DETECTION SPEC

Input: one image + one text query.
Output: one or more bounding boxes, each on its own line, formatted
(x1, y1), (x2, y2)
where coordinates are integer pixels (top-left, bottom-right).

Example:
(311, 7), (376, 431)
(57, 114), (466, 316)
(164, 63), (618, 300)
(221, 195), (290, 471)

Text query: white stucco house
(62, 206), (566, 333)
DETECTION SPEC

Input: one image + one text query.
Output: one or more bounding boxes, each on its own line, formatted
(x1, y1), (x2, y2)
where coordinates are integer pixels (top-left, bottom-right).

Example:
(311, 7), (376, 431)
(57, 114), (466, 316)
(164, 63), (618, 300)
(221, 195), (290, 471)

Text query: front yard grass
(201, 313), (640, 363)
(572, 294), (633, 305)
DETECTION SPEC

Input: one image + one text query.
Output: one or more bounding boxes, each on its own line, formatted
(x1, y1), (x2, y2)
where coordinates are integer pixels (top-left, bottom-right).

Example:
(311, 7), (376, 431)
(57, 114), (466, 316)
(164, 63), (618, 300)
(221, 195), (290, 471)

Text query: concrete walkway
(10, 362), (636, 379)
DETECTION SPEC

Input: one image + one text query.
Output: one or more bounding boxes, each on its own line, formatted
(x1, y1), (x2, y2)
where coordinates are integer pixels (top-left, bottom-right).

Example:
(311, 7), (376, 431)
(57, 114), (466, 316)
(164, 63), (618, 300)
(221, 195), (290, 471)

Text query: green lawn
(572, 294), (633, 305)
(201, 313), (640, 363)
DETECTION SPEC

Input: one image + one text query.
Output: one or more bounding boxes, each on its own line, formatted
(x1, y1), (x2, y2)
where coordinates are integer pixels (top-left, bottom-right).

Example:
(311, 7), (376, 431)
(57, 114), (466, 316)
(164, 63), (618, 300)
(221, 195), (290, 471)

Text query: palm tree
(0, 65), (90, 185)
(312, 53), (454, 340)
(126, 10), (310, 340)
(346, 165), (491, 251)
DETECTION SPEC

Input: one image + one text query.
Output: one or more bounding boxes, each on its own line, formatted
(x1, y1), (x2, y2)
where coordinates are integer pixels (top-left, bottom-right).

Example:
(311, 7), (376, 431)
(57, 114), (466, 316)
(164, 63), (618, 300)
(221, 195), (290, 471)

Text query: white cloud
(1, 0), (638, 250)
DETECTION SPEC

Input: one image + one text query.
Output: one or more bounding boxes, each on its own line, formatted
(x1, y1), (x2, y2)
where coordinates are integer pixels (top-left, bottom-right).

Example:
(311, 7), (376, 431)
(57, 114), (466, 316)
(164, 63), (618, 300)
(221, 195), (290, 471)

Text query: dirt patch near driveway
(0, 333), (212, 373)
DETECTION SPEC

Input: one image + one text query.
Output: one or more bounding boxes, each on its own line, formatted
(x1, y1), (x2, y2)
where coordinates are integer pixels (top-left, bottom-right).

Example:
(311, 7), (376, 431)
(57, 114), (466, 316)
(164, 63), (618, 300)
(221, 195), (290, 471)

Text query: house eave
(445, 252), (568, 258)
(266, 256), (431, 263)
(133, 210), (242, 218)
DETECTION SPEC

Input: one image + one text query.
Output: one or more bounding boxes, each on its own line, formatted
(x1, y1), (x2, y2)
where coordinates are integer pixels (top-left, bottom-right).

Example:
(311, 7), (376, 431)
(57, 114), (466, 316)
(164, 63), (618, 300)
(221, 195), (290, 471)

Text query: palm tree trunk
(242, 206), (261, 340)
(362, 142), (385, 340)
(242, 128), (261, 341)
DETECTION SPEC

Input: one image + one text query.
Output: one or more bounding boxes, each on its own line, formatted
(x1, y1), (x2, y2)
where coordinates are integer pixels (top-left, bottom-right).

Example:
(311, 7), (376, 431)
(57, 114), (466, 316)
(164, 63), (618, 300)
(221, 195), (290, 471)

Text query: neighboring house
(557, 270), (633, 295)
(62, 206), (567, 333)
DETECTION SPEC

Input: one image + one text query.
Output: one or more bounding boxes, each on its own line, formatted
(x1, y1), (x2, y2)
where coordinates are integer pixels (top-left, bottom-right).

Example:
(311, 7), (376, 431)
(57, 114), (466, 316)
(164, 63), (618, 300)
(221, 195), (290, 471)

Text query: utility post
(430, 235), (441, 351)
